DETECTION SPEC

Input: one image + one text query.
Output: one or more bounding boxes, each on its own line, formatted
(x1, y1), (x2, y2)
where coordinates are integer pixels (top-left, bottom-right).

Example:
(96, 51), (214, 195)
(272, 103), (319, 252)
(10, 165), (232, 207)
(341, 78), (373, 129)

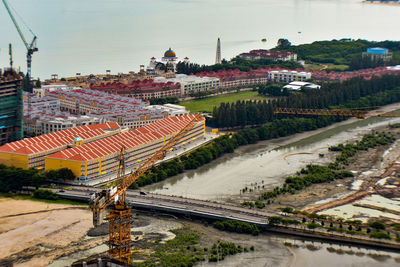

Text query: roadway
(56, 187), (400, 251)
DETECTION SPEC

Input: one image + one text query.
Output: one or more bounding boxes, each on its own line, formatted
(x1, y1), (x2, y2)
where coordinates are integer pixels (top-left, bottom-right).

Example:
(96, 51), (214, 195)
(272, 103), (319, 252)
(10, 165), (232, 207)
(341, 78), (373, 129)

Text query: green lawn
(325, 63), (349, 71)
(180, 91), (270, 113)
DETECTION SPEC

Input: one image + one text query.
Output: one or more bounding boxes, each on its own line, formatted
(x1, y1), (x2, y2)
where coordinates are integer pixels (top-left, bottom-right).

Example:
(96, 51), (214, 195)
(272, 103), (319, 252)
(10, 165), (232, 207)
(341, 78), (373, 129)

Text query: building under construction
(0, 69), (23, 145)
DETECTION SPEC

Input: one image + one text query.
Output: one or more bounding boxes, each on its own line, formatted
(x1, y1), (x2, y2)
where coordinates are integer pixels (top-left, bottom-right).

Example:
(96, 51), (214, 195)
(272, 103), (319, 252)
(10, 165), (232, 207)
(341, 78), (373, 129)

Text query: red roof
(195, 68), (270, 81)
(47, 115), (204, 162)
(0, 122), (120, 155)
(310, 66), (400, 81)
(90, 79), (181, 94)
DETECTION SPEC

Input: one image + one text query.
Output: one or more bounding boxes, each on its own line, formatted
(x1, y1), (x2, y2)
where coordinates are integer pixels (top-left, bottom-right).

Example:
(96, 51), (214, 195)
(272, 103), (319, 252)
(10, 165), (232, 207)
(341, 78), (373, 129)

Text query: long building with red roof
(195, 68), (269, 88)
(45, 114), (205, 179)
(0, 122), (120, 169)
(90, 79), (181, 99)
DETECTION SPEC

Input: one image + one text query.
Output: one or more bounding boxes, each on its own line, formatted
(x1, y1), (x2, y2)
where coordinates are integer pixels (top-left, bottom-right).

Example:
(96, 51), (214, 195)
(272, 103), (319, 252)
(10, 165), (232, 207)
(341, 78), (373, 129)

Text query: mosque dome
(164, 48), (176, 58)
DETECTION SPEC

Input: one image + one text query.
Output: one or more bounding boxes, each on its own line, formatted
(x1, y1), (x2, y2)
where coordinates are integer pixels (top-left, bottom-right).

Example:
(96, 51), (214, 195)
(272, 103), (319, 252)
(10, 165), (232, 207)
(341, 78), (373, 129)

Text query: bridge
(57, 187), (274, 226)
(56, 187), (400, 251)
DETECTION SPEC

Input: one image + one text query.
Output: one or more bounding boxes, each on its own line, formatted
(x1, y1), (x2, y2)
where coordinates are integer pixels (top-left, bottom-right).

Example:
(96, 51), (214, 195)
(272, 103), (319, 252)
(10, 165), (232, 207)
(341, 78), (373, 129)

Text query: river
(144, 115), (400, 200)
(0, 0), (399, 79)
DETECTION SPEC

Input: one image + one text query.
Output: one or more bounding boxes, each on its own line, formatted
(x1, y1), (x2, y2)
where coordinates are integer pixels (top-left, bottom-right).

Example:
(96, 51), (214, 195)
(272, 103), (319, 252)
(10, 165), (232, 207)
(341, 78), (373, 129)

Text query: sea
(0, 0), (399, 80)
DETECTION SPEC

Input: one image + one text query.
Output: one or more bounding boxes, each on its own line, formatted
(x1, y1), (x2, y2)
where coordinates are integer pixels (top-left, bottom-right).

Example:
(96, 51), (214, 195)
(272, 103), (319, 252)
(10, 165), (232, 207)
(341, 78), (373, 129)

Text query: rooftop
(0, 122), (120, 155)
(47, 114), (203, 162)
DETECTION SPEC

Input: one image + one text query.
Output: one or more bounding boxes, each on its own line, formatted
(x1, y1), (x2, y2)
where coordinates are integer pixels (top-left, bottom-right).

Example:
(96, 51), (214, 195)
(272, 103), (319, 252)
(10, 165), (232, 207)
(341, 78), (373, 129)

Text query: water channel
(145, 115), (400, 201)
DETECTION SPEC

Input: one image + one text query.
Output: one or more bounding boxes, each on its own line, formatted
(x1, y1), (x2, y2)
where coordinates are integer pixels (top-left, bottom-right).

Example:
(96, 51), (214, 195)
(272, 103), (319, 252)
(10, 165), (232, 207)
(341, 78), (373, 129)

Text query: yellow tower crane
(90, 114), (204, 263)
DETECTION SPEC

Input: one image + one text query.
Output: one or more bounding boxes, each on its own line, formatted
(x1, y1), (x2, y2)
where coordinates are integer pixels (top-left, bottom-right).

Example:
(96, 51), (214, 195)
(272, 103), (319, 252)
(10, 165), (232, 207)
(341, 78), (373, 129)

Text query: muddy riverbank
(145, 111), (400, 203)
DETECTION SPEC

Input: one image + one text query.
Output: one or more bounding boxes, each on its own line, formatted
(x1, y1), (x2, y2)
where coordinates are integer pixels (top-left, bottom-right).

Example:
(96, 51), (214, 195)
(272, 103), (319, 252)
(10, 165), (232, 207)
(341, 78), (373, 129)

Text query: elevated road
(57, 187), (275, 225)
(56, 187), (400, 251)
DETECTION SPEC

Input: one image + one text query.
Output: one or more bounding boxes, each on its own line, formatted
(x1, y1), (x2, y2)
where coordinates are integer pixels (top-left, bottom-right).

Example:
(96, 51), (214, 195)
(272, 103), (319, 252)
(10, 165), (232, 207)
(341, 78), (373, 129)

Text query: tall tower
(215, 38), (221, 64)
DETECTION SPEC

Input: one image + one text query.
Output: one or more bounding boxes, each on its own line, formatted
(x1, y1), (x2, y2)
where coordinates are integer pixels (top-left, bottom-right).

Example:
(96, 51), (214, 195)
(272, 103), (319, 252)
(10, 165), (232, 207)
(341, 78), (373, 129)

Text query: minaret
(215, 37), (221, 64)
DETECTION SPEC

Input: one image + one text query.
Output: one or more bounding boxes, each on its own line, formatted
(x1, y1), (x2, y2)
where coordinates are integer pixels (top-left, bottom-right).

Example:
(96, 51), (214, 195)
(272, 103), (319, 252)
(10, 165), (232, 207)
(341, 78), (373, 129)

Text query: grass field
(180, 91), (269, 113)
(0, 193), (88, 206)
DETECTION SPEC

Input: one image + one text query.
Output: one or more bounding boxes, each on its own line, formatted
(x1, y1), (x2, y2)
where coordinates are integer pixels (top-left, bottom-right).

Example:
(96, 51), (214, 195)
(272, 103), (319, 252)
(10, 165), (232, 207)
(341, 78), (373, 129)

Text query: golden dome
(164, 48), (176, 58)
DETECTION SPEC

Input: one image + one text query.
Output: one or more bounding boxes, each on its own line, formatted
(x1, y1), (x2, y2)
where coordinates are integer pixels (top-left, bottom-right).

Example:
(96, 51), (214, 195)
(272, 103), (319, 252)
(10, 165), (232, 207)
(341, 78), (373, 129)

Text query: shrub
(33, 189), (59, 200)
(369, 221), (386, 230)
(370, 232), (391, 240)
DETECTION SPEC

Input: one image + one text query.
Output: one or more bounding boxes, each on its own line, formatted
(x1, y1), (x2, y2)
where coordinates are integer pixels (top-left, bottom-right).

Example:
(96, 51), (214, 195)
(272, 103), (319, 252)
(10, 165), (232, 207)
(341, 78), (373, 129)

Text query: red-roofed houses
(90, 79), (181, 99)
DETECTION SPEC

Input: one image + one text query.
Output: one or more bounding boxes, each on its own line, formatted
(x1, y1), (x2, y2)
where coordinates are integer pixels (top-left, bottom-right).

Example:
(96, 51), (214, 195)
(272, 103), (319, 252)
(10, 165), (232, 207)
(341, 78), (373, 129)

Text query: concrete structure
(196, 68), (269, 89)
(268, 69), (311, 83)
(239, 49), (297, 61)
(283, 81), (321, 91)
(0, 69), (23, 145)
(0, 122), (120, 169)
(215, 38), (221, 64)
(362, 47), (392, 62)
(45, 115), (205, 180)
(154, 74), (220, 96)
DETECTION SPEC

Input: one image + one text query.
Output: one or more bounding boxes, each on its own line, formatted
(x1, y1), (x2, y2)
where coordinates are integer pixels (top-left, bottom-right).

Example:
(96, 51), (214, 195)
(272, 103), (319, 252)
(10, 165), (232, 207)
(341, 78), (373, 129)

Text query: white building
(145, 104), (189, 117)
(268, 70), (311, 83)
(154, 74), (220, 96)
(33, 84), (81, 98)
(283, 81), (321, 91)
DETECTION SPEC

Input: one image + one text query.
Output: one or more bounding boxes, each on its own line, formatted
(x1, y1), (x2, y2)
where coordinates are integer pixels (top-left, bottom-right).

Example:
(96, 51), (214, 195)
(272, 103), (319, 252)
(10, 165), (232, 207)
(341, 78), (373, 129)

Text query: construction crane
(2, 0), (38, 92)
(90, 114), (204, 263)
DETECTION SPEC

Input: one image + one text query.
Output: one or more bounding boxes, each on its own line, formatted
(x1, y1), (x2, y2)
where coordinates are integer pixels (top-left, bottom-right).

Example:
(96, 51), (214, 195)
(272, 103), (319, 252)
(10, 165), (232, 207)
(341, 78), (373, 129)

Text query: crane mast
(90, 114), (204, 263)
(2, 0), (38, 92)
(9, 43), (13, 68)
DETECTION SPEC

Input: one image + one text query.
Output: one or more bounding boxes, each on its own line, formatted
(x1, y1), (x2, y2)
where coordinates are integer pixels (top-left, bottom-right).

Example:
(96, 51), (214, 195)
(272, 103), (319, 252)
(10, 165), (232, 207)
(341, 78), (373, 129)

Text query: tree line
(176, 57), (303, 75)
(0, 164), (75, 193)
(211, 74), (400, 128)
(275, 39), (400, 67)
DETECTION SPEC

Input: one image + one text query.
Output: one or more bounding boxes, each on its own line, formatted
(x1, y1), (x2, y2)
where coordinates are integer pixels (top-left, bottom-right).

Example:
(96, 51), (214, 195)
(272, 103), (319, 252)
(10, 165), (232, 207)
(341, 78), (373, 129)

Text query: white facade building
(33, 84), (81, 97)
(154, 74), (220, 96)
(145, 104), (189, 117)
(283, 81), (321, 91)
(268, 70), (311, 83)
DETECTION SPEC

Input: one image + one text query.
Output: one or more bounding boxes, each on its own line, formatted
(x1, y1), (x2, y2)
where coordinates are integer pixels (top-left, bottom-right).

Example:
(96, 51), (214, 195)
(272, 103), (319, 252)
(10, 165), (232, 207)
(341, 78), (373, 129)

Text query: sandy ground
(0, 198), (104, 267)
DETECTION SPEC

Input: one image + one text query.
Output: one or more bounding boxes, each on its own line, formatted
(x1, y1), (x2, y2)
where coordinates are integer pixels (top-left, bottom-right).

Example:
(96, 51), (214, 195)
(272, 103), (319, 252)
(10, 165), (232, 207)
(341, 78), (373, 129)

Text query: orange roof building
(45, 114), (205, 179)
(0, 122), (120, 169)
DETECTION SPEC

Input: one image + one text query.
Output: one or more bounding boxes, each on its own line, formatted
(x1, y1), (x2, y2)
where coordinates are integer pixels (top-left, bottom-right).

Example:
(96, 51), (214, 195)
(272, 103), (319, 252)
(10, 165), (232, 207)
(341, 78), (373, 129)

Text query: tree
(277, 38), (291, 49)
(35, 78), (41, 88)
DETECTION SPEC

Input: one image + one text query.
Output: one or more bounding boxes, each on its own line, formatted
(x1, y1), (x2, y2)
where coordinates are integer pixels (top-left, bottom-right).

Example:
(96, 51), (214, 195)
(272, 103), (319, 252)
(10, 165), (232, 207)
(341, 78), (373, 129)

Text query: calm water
(144, 116), (400, 200)
(1, 0), (400, 79)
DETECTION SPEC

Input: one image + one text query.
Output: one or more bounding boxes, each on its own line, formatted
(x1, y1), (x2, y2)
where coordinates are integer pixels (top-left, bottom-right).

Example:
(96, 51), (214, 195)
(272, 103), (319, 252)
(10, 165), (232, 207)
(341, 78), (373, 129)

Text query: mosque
(146, 48), (189, 75)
